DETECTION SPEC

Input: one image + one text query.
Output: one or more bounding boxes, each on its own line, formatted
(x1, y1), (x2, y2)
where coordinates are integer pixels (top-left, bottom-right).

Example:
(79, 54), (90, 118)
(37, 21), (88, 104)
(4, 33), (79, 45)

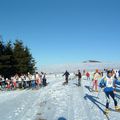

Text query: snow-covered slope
(0, 74), (120, 120)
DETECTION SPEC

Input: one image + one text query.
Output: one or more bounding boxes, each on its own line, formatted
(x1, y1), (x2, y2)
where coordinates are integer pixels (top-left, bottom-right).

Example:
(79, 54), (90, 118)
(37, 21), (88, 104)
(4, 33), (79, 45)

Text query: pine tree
(13, 40), (36, 75)
(23, 47), (36, 74)
(0, 38), (36, 78)
(0, 39), (5, 76)
(3, 41), (16, 78)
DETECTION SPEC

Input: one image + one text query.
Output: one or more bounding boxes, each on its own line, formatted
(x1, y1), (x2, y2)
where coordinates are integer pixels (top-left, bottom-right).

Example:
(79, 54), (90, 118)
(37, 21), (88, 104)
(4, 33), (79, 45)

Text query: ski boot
(104, 108), (109, 114)
(115, 106), (120, 111)
(63, 82), (68, 85)
(95, 90), (98, 92)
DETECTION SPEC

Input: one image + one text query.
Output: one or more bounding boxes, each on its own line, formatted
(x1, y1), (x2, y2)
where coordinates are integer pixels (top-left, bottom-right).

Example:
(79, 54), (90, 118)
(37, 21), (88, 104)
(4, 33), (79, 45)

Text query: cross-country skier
(92, 69), (101, 92)
(42, 73), (47, 87)
(75, 70), (82, 86)
(63, 70), (70, 85)
(86, 72), (90, 80)
(99, 70), (120, 114)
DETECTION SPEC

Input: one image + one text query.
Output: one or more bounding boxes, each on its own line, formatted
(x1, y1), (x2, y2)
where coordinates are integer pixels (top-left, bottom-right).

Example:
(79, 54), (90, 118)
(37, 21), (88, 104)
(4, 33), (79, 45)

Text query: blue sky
(0, 0), (120, 68)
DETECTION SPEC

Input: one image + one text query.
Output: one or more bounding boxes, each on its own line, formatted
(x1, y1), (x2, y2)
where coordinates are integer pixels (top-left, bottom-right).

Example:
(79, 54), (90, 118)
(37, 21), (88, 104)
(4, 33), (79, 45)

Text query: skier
(92, 69), (101, 92)
(75, 70), (82, 86)
(83, 69), (86, 76)
(86, 72), (90, 80)
(99, 70), (120, 114)
(63, 70), (70, 85)
(114, 75), (120, 88)
(42, 73), (47, 87)
(118, 70), (120, 78)
(100, 71), (104, 77)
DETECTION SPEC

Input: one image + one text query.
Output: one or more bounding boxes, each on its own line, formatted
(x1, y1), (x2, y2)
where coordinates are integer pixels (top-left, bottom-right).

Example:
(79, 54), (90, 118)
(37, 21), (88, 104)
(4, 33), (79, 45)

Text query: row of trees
(0, 38), (36, 78)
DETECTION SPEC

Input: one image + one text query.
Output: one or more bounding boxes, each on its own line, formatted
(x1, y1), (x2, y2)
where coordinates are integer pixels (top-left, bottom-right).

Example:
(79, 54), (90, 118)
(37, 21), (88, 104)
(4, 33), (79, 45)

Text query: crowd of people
(1, 68), (120, 113)
(62, 69), (120, 113)
(0, 72), (47, 91)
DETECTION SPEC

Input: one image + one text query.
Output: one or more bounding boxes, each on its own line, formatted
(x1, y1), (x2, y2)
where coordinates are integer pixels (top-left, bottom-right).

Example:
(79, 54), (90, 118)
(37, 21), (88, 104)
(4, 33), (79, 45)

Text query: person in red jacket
(6, 78), (11, 90)
(86, 72), (90, 80)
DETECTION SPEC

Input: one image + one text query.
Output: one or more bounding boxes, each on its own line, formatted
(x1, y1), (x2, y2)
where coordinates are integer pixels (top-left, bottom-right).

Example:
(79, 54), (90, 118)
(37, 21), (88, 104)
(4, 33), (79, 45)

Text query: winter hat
(96, 69), (99, 72)
(107, 70), (112, 75)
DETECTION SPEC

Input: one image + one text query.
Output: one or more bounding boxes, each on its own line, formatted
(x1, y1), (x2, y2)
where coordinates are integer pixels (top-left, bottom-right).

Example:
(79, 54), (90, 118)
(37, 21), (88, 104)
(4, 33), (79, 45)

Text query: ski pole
(90, 88), (101, 109)
(96, 87), (103, 99)
(115, 91), (120, 104)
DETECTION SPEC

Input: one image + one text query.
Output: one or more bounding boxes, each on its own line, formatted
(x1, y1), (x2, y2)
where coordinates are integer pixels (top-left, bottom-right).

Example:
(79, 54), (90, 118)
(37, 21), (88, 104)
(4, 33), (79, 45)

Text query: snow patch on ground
(0, 74), (120, 120)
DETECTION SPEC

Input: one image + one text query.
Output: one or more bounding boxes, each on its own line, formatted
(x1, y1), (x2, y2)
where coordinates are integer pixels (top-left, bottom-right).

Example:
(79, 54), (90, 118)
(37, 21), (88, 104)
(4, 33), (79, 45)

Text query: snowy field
(40, 62), (120, 73)
(0, 74), (120, 120)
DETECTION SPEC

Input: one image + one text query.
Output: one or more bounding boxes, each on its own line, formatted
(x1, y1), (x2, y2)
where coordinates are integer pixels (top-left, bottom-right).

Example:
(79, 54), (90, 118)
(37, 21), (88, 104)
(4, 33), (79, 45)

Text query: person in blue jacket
(99, 70), (120, 113)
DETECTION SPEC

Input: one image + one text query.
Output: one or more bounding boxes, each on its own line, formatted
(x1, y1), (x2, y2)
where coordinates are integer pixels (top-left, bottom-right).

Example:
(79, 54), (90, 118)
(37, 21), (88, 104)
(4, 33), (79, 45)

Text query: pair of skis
(103, 108), (120, 120)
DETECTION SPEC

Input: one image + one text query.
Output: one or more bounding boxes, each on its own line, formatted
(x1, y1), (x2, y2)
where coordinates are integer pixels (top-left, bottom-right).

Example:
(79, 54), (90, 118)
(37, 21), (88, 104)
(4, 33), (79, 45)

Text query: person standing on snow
(18, 76), (22, 89)
(63, 70), (70, 84)
(92, 69), (101, 92)
(99, 70), (120, 114)
(35, 72), (42, 88)
(75, 70), (82, 86)
(86, 72), (90, 80)
(11, 76), (17, 90)
(28, 72), (32, 88)
(115, 71), (119, 78)
(6, 78), (11, 90)
(83, 70), (86, 76)
(1, 76), (5, 90)
(42, 73), (47, 87)
(31, 74), (36, 89)
(118, 70), (120, 78)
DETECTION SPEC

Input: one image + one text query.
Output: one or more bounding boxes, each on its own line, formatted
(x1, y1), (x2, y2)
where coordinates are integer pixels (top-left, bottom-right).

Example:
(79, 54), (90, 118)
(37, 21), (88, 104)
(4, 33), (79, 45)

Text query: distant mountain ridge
(83, 60), (101, 63)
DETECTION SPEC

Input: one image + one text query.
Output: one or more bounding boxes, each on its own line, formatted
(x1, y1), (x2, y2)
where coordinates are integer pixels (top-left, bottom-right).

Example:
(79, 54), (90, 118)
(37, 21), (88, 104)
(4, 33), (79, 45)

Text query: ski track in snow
(0, 89), (42, 120)
(0, 74), (120, 120)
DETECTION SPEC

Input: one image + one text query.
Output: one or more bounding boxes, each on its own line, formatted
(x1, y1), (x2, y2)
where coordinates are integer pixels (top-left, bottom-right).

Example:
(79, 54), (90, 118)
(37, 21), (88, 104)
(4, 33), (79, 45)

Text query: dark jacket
(76, 72), (82, 79)
(63, 71), (70, 78)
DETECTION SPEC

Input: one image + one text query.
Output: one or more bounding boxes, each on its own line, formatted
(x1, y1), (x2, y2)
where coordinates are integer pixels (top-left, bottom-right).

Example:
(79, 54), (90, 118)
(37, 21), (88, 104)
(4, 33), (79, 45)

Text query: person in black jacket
(118, 70), (120, 78)
(75, 70), (82, 86)
(63, 70), (70, 84)
(43, 74), (47, 87)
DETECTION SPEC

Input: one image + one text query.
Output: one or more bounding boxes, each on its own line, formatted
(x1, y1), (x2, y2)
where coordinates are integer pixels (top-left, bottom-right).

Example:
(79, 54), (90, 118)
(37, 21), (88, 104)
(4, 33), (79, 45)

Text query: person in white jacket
(92, 69), (101, 92)
(35, 72), (42, 88)
(18, 76), (22, 89)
